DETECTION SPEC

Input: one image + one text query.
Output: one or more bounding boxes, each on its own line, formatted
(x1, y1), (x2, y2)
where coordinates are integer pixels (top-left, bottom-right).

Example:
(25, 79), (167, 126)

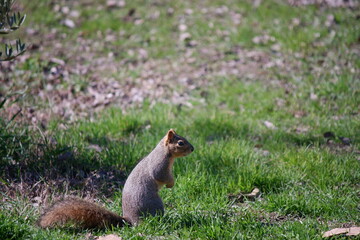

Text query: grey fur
(122, 131), (193, 225)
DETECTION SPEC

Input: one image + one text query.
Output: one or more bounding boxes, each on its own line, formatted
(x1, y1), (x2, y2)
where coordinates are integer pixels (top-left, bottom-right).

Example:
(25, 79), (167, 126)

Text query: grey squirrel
(38, 129), (194, 228)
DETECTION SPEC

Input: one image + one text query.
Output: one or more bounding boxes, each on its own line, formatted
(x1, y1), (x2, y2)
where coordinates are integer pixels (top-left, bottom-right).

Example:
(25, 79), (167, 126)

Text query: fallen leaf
(229, 187), (261, 203)
(347, 227), (360, 236)
(264, 121), (276, 130)
(97, 234), (122, 240)
(247, 187), (260, 198)
(69, 10), (80, 18)
(50, 57), (65, 66)
(323, 228), (348, 237)
(178, 24), (187, 31)
(339, 137), (351, 145)
(310, 93), (318, 100)
(271, 43), (281, 52)
(295, 126), (309, 134)
(185, 8), (194, 15)
(106, 0), (126, 8)
(253, 0), (262, 7)
(180, 32), (191, 42)
(325, 14), (335, 27)
(63, 19), (75, 28)
(87, 144), (103, 152)
(61, 6), (70, 14)
(167, 7), (174, 16)
(322, 227), (360, 238)
(254, 145), (271, 156)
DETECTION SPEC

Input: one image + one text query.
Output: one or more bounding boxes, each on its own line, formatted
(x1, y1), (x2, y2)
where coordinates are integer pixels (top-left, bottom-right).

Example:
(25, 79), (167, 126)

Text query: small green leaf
(12, 12), (16, 24)
(5, 44), (12, 57)
(10, 25), (19, 30)
(0, 28), (11, 34)
(19, 14), (26, 25)
(7, 14), (13, 26)
(0, 97), (6, 109)
(16, 39), (19, 52)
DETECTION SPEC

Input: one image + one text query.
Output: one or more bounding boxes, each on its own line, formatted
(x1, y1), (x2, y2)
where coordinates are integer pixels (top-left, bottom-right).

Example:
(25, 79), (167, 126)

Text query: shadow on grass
(1, 116), (351, 203)
(0, 127), (128, 201)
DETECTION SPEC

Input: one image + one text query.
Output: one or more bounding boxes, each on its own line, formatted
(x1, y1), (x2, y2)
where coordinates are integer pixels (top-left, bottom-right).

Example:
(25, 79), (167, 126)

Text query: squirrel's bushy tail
(38, 198), (129, 229)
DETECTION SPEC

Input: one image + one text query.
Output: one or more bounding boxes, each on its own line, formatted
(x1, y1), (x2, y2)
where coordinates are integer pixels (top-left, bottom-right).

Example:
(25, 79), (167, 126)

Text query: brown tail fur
(37, 198), (130, 229)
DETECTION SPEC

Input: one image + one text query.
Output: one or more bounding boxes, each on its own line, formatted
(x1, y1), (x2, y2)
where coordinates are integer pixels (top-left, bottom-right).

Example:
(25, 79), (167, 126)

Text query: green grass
(2, 102), (358, 239)
(1, 0), (359, 239)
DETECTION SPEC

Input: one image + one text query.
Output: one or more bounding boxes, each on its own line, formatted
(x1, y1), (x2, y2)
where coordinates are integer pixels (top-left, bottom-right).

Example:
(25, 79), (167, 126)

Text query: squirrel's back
(38, 198), (129, 229)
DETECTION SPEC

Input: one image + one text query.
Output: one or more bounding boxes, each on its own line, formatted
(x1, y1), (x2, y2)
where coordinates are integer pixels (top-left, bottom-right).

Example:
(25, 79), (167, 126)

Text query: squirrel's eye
(178, 141), (184, 146)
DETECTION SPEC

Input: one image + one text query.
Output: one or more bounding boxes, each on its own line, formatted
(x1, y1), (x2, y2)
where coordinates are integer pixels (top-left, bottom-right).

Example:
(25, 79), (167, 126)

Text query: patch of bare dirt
(324, 140), (357, 155)
(1, 164), (127, 204)
(258, 211), (305, 225)
(231, 203), (306, 225)
(0, 131), (127, 204)
(1, 33), (287, 128)
(1, 1), (310, 128)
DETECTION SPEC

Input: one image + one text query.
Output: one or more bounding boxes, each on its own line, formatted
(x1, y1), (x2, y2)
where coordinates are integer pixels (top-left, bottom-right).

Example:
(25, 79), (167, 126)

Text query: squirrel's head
(164, 129), (194, 157)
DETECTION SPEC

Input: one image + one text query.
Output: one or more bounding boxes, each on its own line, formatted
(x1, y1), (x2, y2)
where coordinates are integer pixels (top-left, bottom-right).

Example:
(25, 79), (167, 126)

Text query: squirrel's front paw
(166, 181), (174, 188)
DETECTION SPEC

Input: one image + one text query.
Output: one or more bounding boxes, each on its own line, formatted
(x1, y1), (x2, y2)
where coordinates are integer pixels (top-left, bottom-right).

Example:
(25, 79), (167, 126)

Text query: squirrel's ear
(165, 129), (176, 145)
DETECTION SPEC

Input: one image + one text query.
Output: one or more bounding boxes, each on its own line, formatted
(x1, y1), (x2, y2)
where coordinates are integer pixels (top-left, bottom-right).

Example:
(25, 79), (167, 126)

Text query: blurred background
(1, 0), (358, 127)
(0, 1), (359, 239)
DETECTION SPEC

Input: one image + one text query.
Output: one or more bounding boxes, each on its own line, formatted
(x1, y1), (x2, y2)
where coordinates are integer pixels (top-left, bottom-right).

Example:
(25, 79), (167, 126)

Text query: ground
(0, 0), (359, 239)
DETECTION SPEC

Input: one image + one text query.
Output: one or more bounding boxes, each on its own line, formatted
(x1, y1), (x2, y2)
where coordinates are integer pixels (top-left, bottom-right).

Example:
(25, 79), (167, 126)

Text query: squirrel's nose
(190, 146), (194, 152)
